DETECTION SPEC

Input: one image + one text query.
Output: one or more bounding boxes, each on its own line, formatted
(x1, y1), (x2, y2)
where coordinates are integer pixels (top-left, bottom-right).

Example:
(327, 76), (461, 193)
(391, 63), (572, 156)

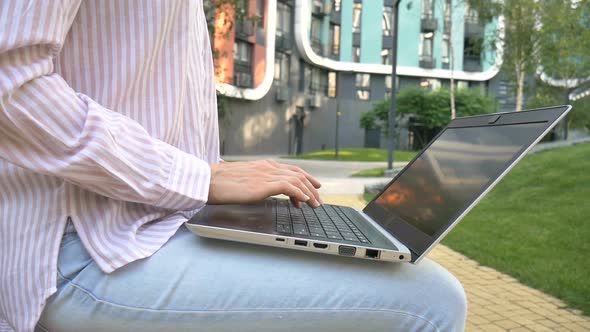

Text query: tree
(468, 0), (541, 112)
(360, 87), (495, 149)
(537, 0), (590, 138)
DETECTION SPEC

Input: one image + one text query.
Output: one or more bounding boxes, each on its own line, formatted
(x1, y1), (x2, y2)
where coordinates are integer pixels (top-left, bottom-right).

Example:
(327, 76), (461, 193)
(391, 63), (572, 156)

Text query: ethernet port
(365, 249), (380, 259)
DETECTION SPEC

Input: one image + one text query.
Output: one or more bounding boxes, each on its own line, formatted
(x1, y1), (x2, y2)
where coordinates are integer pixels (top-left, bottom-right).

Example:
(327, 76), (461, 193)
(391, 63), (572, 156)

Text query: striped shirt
(0, 1), (219, 331)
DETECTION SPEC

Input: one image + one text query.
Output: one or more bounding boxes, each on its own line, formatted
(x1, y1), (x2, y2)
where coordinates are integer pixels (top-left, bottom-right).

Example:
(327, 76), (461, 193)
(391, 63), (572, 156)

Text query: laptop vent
(338, 245), (356, 256)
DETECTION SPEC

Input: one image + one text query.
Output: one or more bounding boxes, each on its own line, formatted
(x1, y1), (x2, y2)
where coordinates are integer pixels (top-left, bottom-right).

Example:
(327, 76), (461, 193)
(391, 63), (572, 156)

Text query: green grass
(351, 167), (387, 177)
(366, 144), (590, 315)
(284, 148), (416, 162)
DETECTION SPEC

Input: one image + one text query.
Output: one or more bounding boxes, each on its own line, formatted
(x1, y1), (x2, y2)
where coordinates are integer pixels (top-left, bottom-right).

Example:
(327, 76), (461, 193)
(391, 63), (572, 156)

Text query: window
(352, 3), (362, 33)
(442, 36), (450, 63)
(234, 41), (252, 88)
(313, 0), (324, 14)
(274, 52), (289, 85)
(236, 0), (248, 17)
(329, 24), (340, 56)
(355, 73), (370, 100)
(381, 49), (391, 65)
(234, 70), (253, 87)
(465, 6), (479, 24)
(299, 60), (306, 92)
(422, 0), (434, 17)
(256, 0), (264, 22)
(310, 16), (322, 54)
(234, 41), (252, 63)
(309, 67), (328, 95)
(383, 6), (394, 36)
(352, 47), (361, 62)
(419, 78), (441, 90)
(333, 0), (341, 12)
(385, 75), (392, 98)
(276, 2), (291, 36)
(328, 72), (337, 98)
(464, 37), (482, 57)
(444, 0), (451, 19)
(420, 33), (433, 58)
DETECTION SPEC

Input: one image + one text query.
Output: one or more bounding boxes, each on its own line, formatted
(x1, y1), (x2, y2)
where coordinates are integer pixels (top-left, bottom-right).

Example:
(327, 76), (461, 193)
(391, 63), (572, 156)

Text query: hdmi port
(313, 243), (328, 249)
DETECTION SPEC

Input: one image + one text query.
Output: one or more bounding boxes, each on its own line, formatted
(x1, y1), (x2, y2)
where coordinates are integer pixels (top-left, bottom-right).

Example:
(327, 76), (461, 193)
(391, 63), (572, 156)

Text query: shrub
(360, 87), (496, 149)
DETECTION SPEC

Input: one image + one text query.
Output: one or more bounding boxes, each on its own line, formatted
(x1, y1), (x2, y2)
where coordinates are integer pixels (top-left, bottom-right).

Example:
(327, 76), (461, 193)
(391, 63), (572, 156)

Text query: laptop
(186, 105), (571, 263)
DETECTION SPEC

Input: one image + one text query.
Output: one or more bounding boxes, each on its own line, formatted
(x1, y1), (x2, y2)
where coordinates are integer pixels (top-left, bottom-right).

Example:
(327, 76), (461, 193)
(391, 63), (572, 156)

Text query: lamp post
(386, 0), (402, 175)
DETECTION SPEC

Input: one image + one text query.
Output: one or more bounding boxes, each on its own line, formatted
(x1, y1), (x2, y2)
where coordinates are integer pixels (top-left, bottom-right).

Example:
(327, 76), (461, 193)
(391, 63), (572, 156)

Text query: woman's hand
(208, 160), (322, 208)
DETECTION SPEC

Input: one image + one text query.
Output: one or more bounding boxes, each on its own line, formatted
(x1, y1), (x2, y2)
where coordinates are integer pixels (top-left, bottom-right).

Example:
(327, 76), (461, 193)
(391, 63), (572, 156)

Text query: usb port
(275, 238), (286, 242)
(294, 240), (308, 247)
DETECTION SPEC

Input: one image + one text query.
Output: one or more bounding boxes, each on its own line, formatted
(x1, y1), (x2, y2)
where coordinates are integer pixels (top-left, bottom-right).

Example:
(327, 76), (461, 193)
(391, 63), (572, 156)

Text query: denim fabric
(37, 224), (467, 332)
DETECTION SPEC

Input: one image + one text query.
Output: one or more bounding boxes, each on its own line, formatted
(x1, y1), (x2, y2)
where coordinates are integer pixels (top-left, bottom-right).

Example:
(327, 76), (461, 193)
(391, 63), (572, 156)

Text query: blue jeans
(36, 221), (467, 332)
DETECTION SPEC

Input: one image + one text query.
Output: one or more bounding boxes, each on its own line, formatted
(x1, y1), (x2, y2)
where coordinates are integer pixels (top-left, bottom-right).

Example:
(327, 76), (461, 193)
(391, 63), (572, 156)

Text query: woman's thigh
(38, 226), (466, 332)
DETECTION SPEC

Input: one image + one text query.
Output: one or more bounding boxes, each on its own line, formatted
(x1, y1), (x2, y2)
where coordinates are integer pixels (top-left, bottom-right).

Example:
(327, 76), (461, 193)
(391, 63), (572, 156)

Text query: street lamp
(386, 0), (402, 175)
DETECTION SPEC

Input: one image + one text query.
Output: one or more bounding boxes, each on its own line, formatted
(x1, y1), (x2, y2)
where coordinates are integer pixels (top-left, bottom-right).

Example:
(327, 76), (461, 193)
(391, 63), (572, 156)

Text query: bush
(360, 87), (496, 149)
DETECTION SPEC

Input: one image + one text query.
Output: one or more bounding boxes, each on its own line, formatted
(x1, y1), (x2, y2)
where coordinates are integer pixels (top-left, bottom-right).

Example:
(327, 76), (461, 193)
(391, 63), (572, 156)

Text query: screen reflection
(375, 122), (546, 236)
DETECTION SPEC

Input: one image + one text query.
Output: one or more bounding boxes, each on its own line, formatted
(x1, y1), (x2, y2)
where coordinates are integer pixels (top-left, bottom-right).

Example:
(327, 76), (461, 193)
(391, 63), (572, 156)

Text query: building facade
(211, 0), (510, 155)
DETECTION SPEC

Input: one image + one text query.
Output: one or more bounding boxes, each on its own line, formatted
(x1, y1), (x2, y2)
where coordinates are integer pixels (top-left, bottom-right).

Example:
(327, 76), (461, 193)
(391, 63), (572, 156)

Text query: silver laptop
(186, 105), (571, 263)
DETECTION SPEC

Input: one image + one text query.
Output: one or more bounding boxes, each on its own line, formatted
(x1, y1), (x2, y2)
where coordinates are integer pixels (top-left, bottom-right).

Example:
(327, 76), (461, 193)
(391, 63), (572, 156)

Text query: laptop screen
(372, 122), (547, 238)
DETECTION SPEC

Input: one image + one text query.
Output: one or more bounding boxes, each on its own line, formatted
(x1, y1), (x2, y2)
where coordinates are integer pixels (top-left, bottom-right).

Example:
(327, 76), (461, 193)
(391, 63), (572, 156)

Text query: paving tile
(536, 319), (564, 329)
(510, 327), (534, 332)
(561, 322), (590, 332)
(477, 323), (507, 332)
(467, 314), (490, 325)
(494, 319), (521, 329)
(521, 324), (559, 332)
(322, 195), (590, 332)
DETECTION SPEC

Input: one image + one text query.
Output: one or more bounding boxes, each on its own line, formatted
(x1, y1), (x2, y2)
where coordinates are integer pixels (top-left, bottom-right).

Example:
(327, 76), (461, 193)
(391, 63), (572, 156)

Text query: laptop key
(309, 227), (324, 233)
(326, 233), (342, 240)
(310, 232), (326, 238)
(276, 224), (292, 234)
(293, 224), (309, 235)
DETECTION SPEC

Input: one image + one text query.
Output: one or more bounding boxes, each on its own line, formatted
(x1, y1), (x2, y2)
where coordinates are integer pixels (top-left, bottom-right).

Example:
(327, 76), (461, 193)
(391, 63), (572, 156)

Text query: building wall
(360, 2), (383, 63)
(215, 0), (502, 155)
(339, 0), (354, 62)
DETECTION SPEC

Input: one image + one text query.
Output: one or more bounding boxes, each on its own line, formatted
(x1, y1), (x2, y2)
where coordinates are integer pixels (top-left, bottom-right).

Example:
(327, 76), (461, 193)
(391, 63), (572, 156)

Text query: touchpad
(191, 200), (273, 232)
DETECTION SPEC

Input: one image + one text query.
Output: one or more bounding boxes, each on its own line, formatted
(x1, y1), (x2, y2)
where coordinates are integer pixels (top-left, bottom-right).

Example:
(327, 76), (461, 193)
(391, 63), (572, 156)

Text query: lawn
(284, 148), (416, 162)
(351, 167), (388, 177)
(366, 143), (590, 315)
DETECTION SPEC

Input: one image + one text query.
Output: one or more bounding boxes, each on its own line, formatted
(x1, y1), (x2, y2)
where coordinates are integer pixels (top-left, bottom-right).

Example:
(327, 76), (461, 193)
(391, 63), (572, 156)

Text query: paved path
(222, 155), (405, 195)
(322, 195), (590, 332)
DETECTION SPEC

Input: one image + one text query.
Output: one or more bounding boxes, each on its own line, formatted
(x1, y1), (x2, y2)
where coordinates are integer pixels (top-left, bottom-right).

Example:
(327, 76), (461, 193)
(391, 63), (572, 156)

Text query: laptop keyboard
(274, 200), (370, 244)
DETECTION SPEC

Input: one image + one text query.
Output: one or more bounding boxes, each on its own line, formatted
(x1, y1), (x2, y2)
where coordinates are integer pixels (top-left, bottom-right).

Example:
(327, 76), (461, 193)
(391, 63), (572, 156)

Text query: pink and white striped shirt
(0, 1), (219, 331)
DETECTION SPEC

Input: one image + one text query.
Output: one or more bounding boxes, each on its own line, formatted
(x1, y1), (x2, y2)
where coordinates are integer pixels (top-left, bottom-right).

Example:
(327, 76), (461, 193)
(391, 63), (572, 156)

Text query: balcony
(311, 38), (323, 55)
(330, 10), (341, 24)
(443, 19), (451, 35)
(312, 1), (331, 16)
(464, 17), (484, 37)
(352, 32), (361, 47)
(275, 86), (290, 102)
(275, 33), (292, 52)
(308, 92), (323, 109)
(235, 20), (254, 39)
(442, 58), (450, 69)
(382, 35), (393, 49)
(421, 14), (438, 32)
(463, 55), (482, 72)
(419, 55), (436, 69)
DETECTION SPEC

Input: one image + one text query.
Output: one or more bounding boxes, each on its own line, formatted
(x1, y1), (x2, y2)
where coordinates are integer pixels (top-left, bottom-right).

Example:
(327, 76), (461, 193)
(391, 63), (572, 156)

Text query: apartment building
(211, 0), (509, 155)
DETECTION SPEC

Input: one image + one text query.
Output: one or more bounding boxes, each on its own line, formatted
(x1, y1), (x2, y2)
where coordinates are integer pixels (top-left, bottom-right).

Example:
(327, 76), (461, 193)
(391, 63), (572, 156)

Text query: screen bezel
(363, 106), (571, 262)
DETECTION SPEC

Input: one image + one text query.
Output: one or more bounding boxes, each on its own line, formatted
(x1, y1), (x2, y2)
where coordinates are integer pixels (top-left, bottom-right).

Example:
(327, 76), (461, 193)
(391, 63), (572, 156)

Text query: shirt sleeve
(0, 1), (211, 211)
